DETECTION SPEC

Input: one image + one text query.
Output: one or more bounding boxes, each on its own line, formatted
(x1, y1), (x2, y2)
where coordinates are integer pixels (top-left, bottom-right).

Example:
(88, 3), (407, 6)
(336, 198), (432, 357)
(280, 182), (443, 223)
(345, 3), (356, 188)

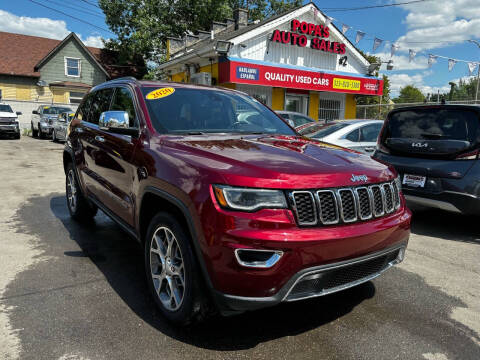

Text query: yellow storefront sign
(333, 78), (361, 91)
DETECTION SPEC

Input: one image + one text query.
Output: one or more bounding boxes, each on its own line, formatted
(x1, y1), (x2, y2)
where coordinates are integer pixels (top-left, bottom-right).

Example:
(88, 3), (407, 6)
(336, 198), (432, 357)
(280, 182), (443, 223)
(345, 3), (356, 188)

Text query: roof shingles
(0, 31), (141, 79)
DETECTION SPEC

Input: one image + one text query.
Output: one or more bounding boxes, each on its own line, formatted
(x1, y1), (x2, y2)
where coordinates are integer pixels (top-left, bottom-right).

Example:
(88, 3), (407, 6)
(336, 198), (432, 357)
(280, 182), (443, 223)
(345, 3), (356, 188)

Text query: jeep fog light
(235, 249), (283, 268)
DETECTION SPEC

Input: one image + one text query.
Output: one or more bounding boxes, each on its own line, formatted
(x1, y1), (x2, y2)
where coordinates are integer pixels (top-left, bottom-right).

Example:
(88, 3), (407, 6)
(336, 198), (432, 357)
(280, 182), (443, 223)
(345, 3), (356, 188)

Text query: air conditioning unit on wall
(190, 72), (212, 86)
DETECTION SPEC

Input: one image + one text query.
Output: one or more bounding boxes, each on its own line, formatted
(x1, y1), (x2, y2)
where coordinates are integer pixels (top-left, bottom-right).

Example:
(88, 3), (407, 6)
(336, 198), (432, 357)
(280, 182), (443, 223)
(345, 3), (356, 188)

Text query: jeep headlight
(213, 185), (287, 211)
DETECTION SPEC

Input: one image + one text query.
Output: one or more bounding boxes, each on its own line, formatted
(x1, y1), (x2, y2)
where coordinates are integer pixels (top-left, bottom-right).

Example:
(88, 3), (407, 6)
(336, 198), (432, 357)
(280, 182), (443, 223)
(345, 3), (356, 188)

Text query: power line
(26, 0), (114, 35)
(40, 0), (105, 19)
(321, 0), (433, 12)
(62, 0), (104, 15)
(78, 0), (101, 9)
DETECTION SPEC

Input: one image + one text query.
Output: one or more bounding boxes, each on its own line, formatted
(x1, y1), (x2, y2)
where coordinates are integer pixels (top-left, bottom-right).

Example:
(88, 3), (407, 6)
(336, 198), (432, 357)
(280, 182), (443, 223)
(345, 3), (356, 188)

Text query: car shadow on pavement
(409, 206), (480, 245)
(7, 193), (480, 358)
(44, 195), (375, 349)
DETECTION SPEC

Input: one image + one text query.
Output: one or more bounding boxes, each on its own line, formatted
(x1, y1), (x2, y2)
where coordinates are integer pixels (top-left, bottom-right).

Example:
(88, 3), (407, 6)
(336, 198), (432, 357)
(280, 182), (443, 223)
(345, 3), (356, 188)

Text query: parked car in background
(374, 105), (480, 215)
(64, 78), (410, 325)
(276, 111), (315, 130)
(0, 103), (21, 139)
(301, 119), (384, 154)
(52, 112), (74, 142)
(31, 105), (72, 139)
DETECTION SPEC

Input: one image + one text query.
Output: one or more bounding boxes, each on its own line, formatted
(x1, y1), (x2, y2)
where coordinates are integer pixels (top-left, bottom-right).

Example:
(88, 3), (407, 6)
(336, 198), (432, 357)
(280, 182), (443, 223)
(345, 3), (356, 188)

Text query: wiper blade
(186, 131), (205, 135)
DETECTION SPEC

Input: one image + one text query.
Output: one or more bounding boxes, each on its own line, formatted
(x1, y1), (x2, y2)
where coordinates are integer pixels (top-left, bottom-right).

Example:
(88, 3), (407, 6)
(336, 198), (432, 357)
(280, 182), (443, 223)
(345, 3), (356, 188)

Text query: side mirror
(16, 111), (22, 116)
(32, 110), (38, 115)
(287, 119), (295, 127)
(99, 111), (138, 136)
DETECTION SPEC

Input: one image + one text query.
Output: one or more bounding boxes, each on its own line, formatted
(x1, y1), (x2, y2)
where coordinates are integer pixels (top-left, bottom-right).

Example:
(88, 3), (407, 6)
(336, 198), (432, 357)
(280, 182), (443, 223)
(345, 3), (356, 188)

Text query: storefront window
(318, 98), (341, 121)
(285, 94), (309, 115)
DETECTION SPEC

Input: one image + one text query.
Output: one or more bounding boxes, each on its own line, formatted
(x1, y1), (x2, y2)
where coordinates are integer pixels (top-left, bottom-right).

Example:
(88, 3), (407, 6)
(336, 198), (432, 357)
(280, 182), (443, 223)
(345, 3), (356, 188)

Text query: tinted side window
(345, 128), (360, 142)
(77, 93), (94, 121)
(89, 88), (114, 125)
(111, 88), (137, 127)
(360, 123), (382, 142)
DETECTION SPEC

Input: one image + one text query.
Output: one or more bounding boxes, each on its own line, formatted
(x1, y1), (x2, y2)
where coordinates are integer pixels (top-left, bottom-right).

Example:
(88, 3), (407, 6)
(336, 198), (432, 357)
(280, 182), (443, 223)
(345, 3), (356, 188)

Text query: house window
(65, 57), (81, 77)
(69, 91), (86, 104)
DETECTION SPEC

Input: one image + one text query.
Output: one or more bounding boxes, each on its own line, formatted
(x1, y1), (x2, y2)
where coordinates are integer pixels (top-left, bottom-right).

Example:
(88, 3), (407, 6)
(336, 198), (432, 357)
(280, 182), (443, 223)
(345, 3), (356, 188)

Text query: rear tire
(65, 163), (97, 221)
(31, 123), (38, 138)
(14, 133), (20, 140)
(145, 212), (208, 325)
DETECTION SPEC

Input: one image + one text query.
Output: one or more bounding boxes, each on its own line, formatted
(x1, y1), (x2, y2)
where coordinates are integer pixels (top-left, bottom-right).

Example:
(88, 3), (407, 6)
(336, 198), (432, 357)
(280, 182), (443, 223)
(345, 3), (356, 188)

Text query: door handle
(364, 147), (375, 152)
(95, 136), (105, 143)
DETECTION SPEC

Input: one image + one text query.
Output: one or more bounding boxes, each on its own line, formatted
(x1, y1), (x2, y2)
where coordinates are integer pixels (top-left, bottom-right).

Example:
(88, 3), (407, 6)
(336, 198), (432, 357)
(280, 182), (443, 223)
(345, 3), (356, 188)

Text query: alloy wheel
(66, 169), (77, 212)
(150, 226), (185, 311)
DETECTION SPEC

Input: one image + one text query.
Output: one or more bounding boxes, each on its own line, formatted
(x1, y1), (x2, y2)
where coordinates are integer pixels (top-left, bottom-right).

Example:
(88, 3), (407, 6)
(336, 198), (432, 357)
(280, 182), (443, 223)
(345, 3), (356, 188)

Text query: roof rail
(109, 76), (138, 82)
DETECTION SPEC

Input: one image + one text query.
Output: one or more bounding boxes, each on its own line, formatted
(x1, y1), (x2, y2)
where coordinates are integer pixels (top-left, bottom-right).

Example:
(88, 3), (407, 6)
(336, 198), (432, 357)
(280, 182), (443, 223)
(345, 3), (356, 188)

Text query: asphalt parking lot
(0, 136), (479, 360)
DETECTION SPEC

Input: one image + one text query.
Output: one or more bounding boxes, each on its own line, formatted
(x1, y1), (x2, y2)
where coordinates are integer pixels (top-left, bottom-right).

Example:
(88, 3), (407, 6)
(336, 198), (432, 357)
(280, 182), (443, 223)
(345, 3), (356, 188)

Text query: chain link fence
(356, 100), (480, 120)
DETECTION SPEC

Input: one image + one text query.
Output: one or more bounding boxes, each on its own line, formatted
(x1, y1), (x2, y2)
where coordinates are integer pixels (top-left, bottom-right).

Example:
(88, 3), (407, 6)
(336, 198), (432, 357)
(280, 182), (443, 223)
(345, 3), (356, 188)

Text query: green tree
(99, 0), (301, 78)
(393, 85), (425, 104)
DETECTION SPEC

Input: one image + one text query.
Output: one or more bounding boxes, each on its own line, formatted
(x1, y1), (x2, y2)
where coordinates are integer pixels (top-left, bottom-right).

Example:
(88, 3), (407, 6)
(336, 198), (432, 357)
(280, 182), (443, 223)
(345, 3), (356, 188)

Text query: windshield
(387, 108), (480, 143)
(43, 107), (72, 115)
(310, 123), (350, 139)
(142, 87), (295, 135)
(0, 104), (13, 113)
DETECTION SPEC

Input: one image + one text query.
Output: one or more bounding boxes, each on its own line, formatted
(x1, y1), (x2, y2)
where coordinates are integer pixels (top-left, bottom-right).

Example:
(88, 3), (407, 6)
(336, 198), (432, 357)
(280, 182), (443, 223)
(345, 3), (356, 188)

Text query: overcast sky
(1, 0), (479, 97)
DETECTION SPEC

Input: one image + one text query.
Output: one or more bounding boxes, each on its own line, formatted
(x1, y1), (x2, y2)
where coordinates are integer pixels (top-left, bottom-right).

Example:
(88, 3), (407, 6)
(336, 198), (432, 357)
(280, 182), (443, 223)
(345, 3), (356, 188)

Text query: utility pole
(467, 40), (480, 104)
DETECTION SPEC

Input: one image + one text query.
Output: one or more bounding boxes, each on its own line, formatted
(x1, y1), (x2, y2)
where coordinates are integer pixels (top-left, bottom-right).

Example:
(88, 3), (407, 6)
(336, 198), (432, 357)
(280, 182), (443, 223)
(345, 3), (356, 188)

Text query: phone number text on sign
(333, 78), (361, 91)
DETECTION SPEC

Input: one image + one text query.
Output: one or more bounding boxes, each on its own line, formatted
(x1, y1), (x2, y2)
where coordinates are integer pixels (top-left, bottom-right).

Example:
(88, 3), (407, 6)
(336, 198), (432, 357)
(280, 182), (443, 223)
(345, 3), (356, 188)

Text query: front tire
(38, 125), (44, 139)
(52, 129), (57, 142)
(31, 123), (38, 138)
(145, 212), (207, 325)
(65, 163), (97, 221)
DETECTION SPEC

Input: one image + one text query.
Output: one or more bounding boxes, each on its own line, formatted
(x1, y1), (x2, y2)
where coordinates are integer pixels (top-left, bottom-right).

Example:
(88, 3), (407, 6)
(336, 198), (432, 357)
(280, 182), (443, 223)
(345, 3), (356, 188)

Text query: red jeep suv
(63, 78), (411, 325)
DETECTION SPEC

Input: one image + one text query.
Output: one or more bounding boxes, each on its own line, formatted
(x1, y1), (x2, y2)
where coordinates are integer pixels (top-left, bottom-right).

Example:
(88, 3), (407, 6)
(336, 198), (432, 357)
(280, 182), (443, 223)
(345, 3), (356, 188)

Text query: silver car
(299, 119), (384, 154)
(31, 105), (72, 139)
(52, 112), (74, 142)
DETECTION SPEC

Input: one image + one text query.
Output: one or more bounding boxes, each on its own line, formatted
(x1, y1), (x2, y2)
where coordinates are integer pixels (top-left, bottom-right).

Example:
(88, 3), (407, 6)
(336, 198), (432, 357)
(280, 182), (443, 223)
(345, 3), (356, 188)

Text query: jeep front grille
(289, 181), (401, 226)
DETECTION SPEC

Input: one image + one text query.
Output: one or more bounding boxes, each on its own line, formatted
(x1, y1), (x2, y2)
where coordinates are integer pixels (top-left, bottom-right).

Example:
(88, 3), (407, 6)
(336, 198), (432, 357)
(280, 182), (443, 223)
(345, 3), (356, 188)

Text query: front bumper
(199, 193), (411, 314)
(214, 242), (406, 314)
(0, 123), (20, 134)
(40, 123), (53, 133)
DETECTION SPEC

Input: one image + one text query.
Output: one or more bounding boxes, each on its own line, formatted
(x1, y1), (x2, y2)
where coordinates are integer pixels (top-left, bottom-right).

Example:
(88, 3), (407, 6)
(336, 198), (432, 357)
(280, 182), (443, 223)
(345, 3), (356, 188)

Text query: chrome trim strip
(354, 186), (373, 220)
(370, 185), (385, 217)
(283, 244), (406, 302)
(383, 183), (395, 213)
(290, 191), (318, 226)
(316, 190), (339, 225)
(392, 181), (401, 209)
(234, 249), (284, 269)
(336, 188), (357, 223)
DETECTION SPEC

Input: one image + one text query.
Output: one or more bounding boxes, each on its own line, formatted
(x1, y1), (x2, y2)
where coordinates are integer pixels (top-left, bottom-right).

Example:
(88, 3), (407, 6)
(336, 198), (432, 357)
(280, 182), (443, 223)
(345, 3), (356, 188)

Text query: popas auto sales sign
(271, 19), (346, 55)
(220, 60), (383, 96)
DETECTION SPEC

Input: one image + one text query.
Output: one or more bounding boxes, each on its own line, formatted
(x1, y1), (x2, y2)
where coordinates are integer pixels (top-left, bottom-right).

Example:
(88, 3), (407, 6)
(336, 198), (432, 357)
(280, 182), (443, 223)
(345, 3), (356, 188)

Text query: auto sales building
(160, 3), (383, 121)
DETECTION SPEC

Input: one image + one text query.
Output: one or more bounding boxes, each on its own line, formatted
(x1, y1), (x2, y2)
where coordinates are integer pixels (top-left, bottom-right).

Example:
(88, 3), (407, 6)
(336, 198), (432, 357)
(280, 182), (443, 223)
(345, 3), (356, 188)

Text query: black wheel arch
(139, 186), (215, 292)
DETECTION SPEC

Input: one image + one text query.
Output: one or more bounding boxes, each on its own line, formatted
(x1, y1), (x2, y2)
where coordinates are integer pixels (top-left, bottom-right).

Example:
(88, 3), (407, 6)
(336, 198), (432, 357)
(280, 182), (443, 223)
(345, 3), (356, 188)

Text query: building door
(285, 94), (309, 115)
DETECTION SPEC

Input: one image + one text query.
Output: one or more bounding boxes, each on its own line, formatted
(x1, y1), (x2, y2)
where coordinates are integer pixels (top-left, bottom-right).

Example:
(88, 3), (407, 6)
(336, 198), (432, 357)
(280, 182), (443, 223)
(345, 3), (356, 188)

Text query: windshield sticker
(146, 87), (175, 100)
(43, 106), (50, 109)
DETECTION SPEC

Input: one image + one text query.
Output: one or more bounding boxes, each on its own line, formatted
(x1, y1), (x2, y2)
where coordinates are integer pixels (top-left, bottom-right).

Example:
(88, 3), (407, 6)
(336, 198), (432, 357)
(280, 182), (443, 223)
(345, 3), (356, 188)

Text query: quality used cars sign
(220, 59), (383, 96)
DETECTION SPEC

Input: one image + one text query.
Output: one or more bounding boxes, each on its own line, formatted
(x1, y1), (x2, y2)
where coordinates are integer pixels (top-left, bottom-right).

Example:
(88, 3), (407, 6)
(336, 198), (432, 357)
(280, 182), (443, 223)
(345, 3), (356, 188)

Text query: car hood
(0, 112), (16, 119)
(162, 134), (395, 188)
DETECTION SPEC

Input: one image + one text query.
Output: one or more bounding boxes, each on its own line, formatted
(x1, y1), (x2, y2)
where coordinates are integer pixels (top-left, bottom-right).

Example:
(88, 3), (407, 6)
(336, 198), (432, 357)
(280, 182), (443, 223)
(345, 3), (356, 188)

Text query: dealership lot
(0, 136), (479, 360)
